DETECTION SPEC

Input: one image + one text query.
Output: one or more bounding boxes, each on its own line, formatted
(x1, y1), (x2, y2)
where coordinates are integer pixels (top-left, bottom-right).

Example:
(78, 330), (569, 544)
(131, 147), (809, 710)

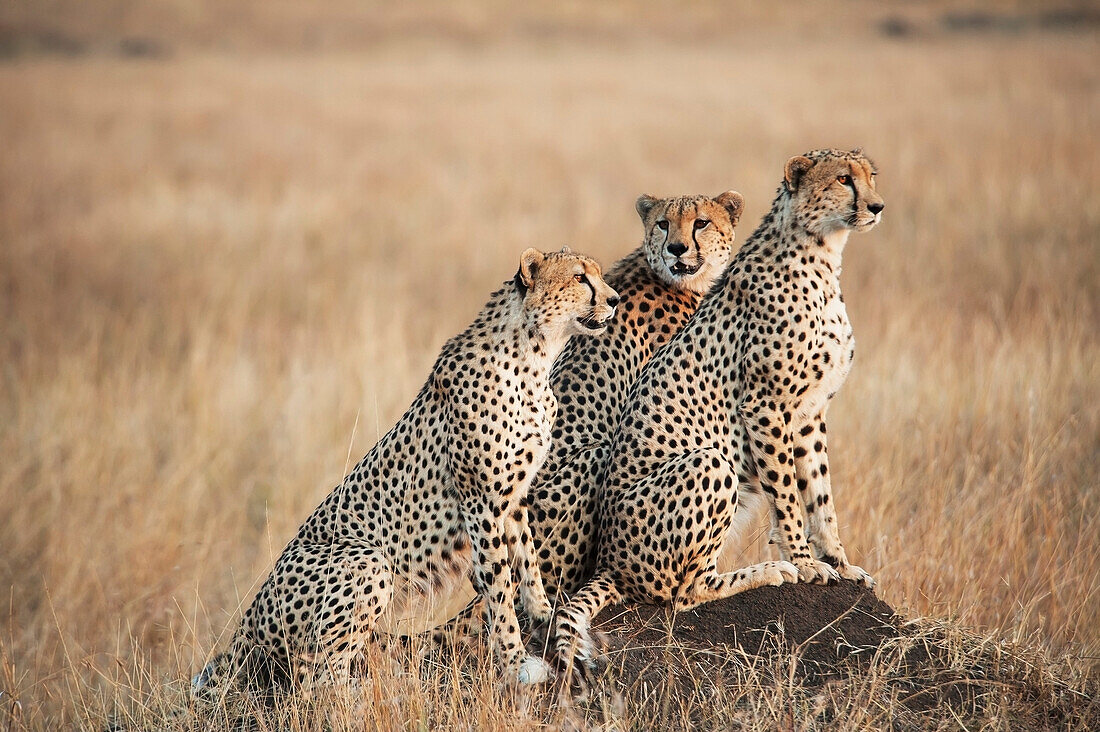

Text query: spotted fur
(191, 248), (619, 702)
(531, 191), (744, 600)
(554, 150), (885, 668)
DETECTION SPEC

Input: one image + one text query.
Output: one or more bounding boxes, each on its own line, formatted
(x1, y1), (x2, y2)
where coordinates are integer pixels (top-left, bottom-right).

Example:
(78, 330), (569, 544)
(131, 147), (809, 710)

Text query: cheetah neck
(509, 289), (570, 376)
(448, 285), (563, 385)
(523, 314), (567, 375)
(813, 228), (849, 275)
(742, 187), (849, 275)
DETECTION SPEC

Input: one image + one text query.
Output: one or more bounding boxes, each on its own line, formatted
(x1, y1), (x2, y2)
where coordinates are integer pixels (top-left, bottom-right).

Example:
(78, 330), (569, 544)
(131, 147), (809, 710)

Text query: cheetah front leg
(740, 395), (839, 584)
(504, 499), (554, 625)
(793, 412), (873, 586)
(461, 498), (552, 685)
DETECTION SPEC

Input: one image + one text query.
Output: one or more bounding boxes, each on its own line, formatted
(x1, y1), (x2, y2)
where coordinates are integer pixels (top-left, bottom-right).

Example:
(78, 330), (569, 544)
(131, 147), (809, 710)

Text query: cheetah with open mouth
(191, 247), (619, 702)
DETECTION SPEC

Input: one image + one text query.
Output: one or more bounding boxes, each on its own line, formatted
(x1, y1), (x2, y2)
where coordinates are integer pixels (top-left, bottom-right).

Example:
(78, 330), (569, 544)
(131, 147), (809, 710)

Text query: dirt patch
(586, 581), (896, 688)
(545, 584), (1098, 730)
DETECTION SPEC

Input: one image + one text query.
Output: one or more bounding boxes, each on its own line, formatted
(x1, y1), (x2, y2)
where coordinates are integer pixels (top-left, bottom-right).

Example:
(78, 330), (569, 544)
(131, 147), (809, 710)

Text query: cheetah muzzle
(669, 259), (702, 276)
(576, 312), (613, 332)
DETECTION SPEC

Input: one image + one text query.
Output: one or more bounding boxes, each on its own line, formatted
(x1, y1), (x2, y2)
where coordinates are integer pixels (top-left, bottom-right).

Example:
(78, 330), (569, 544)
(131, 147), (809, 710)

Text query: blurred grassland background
(0, 0), (1098, 728)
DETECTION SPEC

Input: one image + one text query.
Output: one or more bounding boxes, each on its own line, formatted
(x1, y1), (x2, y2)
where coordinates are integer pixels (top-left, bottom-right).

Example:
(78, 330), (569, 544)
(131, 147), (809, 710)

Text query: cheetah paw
(517, 656), (553, 685)
(524, 601), (554, 628)
(770, 561), (800, 585)
(794, 557), (841, 584)
(837, 562), (875, 588)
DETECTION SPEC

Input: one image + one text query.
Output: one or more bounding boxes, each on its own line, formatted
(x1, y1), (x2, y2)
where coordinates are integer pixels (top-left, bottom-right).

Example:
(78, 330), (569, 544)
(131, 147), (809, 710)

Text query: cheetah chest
(799, 295), (854, 419)
(522, 388), (556, 483)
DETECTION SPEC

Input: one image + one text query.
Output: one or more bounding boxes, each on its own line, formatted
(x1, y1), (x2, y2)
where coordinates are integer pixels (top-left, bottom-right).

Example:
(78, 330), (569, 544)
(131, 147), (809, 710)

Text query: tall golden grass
(1, 2), (1098, 728)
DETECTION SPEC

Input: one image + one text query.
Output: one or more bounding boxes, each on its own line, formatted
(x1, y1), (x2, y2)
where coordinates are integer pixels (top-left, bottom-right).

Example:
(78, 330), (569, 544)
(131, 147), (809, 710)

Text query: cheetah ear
(714, 191), (745, 225)
(635, 194), (659, 222)
(784, 155), (814, 192)
(517, 248), (544, 291)
(559, 245), (572, 254)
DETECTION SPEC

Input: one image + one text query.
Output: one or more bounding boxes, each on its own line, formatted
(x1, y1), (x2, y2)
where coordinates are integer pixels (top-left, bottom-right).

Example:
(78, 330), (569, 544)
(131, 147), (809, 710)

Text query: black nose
(667, 242), (688, 256)
(868, 202), (884, 215)
(607, 295), (620, 308)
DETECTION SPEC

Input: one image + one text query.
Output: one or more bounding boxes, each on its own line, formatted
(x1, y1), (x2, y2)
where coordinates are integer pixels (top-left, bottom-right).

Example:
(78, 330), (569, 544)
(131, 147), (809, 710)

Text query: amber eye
(693, 219), (710, 230)
(656, 220), (669, 232)
(574, 274), (585, 283)
(837, 174), (851, 185)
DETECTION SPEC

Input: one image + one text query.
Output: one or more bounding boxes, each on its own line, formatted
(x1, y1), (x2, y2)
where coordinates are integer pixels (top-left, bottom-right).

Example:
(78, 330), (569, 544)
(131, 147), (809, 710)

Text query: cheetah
(429, 193), (743, 638)
(554, 149), (884, 667)
(191, 247), (619, 700)
(531, 191), (744, 600)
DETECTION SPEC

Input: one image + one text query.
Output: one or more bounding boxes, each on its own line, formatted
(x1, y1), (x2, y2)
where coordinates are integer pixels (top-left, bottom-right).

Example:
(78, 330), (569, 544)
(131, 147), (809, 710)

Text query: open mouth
(669, 261), (702, 276)
(848, 213), (879, 230)
(576, 314), (610, 331)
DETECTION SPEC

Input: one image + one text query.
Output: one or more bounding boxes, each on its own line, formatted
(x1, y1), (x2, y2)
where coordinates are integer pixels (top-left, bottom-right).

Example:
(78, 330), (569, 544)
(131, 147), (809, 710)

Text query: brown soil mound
(588, 581), (897, 687)
(551, 584), (1097, 729)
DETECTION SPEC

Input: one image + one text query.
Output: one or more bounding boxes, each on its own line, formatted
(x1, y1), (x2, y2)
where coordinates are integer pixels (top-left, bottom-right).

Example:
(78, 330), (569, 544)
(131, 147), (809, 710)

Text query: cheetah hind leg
(659, 452), (797, 610)
(260, 542), (394, 695)
(554, 448), (745, 673)
(675, 560), (798, 611)
(677, 471), (798, 608)
(191, 652), (227, 698)
(191, 649), (241, 711)
(531, 443), (610, 602)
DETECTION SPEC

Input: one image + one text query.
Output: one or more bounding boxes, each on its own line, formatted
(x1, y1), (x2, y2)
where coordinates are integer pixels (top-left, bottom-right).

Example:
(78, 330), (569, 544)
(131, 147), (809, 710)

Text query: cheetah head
(783, 148), (884, 236)
(515, 247), (619, 338)
(635, 191), (744, 294)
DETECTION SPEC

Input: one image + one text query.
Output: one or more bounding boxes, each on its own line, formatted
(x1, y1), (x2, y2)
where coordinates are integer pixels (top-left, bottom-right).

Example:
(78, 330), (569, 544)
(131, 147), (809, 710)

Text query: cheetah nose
(607, 295), (620, 308)
(868, 202), (884, 215)
(667, 241), (688, 256)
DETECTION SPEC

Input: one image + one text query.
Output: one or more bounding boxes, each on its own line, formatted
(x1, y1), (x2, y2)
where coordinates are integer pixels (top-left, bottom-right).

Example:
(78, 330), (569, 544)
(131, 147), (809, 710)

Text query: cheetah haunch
(192, 248), (619, 701)
(554, 149), (885, 668)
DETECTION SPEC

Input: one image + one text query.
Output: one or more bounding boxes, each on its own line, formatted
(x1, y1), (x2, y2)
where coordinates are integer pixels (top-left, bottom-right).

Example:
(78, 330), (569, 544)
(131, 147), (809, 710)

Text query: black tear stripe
(514, 269), (528, 298)
(582, 275), (595, 307)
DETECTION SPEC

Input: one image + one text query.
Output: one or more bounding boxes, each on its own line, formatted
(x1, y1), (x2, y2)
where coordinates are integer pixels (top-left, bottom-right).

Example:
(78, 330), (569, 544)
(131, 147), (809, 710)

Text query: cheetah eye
(573, 274), (585, 283)
(837, 174), (851, 185)
(693, 219), (710, 230)
(656, 220), (669, 232)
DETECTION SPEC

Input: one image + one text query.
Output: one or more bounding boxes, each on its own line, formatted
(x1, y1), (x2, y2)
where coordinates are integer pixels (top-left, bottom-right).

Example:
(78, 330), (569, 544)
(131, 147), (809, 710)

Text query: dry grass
(1, 1), (1098, 729)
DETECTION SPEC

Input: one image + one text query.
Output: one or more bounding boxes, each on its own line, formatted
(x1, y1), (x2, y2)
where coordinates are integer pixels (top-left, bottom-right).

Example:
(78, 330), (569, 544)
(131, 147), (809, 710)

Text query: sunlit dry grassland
(1, 1), (1098, 728)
